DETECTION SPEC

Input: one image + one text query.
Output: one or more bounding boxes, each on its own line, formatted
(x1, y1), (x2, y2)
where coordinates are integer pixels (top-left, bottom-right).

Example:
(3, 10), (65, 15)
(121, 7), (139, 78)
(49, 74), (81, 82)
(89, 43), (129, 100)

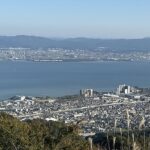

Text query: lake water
(0, 61), (150, 99)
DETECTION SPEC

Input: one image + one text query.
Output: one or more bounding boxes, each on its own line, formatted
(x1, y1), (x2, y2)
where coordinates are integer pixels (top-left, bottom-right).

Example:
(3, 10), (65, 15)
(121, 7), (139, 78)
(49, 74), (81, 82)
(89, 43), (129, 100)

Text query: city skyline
(0, 0), (150, 38)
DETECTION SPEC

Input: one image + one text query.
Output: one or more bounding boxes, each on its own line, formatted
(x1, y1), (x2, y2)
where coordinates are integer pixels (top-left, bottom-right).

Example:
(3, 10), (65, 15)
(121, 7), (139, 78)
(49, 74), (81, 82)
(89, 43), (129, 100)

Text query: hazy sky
(0, 0), (150, 38)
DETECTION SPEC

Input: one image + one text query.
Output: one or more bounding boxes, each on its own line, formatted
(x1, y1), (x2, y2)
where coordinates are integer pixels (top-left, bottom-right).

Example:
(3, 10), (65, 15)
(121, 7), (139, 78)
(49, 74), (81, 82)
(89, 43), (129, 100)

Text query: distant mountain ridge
(0, 35), (150, 51)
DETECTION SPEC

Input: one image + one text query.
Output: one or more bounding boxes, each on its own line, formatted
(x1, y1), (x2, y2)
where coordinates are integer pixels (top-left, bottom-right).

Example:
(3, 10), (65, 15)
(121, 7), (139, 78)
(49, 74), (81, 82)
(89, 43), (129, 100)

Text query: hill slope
(0, 113), (91, 150)
(0, 113), (149, 149)
(0, 35), (150, 51)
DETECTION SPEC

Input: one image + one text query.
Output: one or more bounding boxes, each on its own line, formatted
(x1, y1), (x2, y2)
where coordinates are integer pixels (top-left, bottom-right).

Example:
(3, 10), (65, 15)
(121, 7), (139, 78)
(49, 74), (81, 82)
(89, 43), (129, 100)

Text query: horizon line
(0, 34), (150, 40)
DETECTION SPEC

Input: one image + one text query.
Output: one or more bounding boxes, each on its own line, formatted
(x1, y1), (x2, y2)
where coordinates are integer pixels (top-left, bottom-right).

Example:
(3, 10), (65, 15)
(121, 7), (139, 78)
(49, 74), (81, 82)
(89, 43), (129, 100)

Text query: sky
(0, 0), (150, 38)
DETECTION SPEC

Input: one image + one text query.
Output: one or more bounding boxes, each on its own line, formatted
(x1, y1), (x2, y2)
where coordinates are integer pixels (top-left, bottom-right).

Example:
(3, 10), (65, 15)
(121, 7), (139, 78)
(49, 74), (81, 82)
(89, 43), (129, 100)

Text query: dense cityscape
(1, 48), (150, 62)
(0, 85), (149, 137)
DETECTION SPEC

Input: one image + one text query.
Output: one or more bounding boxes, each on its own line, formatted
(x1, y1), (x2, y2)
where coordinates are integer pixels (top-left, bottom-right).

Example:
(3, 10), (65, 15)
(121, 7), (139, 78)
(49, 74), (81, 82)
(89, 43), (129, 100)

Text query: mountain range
(0, 35), (150, 51)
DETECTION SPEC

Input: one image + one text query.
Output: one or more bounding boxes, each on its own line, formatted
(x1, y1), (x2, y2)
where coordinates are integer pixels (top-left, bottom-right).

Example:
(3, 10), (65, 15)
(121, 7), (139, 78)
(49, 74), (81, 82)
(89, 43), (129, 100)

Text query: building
(80, 89), (93, 97)
(116, 84), (131, 95)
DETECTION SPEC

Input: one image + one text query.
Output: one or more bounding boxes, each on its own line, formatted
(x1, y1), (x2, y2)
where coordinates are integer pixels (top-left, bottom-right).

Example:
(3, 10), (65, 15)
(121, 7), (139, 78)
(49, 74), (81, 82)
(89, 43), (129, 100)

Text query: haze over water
(0, 61), (150, 99)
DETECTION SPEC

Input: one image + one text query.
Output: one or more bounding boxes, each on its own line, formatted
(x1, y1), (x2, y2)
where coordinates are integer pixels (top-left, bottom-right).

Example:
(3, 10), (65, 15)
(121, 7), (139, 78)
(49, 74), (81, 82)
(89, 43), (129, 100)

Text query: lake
(0, 61), (150, 99)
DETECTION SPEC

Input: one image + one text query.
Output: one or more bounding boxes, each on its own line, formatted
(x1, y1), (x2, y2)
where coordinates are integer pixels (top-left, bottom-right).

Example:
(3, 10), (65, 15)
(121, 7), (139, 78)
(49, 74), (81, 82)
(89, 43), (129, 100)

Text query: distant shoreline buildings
(116, 84), (140, 95)
(1, 47), (150, 62)
(80, 89), (94, 97)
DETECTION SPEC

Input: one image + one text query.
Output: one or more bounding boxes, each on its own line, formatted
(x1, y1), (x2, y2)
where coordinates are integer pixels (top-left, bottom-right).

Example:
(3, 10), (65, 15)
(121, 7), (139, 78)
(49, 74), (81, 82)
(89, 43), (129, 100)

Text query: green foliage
(2, 113), (149, 150)
(0, 113), (91, 150)
(54, 134), (90, 150)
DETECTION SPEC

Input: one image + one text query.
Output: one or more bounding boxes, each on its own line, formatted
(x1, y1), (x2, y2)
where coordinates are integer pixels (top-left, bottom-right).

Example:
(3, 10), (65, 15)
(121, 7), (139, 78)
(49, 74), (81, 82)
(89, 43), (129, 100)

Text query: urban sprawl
(1, 48), (150, 62)
(0, 85), (149, 136)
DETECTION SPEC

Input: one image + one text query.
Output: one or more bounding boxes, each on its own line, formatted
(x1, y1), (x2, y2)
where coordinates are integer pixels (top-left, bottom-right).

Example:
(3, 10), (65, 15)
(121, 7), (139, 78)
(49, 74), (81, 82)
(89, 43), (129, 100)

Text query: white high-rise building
(116, 84), (131, 95)
(80, 89), (93, 97)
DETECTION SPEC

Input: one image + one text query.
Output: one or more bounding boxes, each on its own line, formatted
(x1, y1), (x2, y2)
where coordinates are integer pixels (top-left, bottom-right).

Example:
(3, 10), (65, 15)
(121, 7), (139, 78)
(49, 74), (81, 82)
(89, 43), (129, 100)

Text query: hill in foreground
(0, 113), (92, 150)
(0, 113), (150, 150)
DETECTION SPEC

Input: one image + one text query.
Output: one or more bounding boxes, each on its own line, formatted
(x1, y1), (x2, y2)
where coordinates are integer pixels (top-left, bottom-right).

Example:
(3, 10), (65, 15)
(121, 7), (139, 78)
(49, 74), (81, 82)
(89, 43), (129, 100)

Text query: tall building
(80, 89), (93, 97)
(116, 84), (131, 95)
